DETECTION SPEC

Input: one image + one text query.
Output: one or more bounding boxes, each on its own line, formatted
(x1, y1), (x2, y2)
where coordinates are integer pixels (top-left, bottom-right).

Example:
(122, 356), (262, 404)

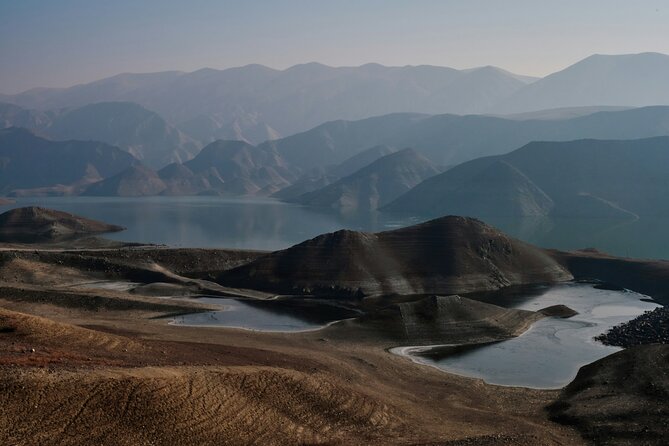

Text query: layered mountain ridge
(290, 148), (442, 210)
(3, 53), (668, 145)
(0, 127), (138, 196)
(81, 139), (298, 197)
(0, 102), (199, 169)
(263, 105), (669, 169)
(1, 63), (536, 142)
(384, 136), (669, 218)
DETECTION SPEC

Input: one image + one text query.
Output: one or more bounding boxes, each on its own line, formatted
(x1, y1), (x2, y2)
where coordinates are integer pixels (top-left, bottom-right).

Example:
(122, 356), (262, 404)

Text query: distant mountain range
(82, 139), (298, 197)
(178, 139), (298, 195)
(0, 102), (199, 168)
(384, 136), (669, 218)
(264, 105), (669, 169)
(4, 104), (669, 205)
(1, 53), (667, 144)
(82, 165), (169, 197)
(7, 100), (667, 174)
(289, 148), (442, 210)
(0, 63), (533, 143)
(272, 145), (396, 201)
(495, 53), (669, 113)
(0, 127), (137, 196)
(1, 53), (669, 208)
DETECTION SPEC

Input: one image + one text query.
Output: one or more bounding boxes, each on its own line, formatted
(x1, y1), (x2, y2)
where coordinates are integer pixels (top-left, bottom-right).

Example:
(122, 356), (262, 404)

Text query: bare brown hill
(218, 216), (572, 297)
(329, 295), (543, 346)
(0, 307), (406, 444)
(0, 308), (144, 367)
(548, 344), (669, 445)
(0, 243), (588, 445)
(0, 207), (124, 243)
(0, 365), (407, 446)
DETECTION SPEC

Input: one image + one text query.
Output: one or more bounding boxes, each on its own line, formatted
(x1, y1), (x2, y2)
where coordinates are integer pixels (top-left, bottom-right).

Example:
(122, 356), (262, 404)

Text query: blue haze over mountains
(1, 52), (669, 222)
(2, 52), (668, 145)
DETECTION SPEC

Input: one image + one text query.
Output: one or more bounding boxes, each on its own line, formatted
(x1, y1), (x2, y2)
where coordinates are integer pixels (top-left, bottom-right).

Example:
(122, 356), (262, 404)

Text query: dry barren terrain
(0, 245), (586, 445)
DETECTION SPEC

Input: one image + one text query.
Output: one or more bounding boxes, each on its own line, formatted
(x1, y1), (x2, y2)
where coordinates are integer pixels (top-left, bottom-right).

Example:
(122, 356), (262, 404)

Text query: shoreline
(0, 241), (667, 444)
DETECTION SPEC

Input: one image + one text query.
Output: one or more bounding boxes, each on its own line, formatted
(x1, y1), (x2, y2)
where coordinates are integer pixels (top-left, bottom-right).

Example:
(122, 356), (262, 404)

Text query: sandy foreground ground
(0, 246), (587, 445)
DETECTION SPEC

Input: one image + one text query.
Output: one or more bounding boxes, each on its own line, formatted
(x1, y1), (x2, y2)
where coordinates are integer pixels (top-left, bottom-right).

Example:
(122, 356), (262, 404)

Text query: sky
(1, 0), (668, 94)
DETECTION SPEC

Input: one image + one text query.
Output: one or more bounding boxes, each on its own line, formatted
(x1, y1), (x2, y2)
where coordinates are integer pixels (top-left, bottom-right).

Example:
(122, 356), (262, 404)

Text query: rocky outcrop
(596, 306), (669, 347)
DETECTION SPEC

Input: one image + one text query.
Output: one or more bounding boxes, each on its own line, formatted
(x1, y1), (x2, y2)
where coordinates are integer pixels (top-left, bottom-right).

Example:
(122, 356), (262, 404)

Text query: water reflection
(4, 197), (669, 259)
(5, 196), (422, 251)
(486, 215), (667, 259)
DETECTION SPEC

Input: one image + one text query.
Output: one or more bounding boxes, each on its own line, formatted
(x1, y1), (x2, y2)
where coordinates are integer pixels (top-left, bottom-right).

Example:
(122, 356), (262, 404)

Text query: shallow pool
(170, 297), (358, 332)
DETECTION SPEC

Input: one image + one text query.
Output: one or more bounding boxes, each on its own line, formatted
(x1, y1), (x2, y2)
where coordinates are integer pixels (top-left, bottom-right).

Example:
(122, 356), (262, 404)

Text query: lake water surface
(393, 283), (659, 389)
(2, 196), (421, 251)
(3, 197), (665, 388)
(171, 297), (359, 332)
(3, 196), (669, 259)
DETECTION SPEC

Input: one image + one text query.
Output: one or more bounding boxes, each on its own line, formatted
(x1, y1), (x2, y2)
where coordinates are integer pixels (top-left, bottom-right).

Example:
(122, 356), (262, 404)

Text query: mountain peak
(498, 52), (669, 113)
(218, 215), (571, 297)
(584, 51), (668, 60)
(293, 147), (440, 210)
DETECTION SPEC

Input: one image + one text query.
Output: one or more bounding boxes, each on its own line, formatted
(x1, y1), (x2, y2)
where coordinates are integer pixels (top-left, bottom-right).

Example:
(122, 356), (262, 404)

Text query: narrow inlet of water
(392, 283), (659, 389)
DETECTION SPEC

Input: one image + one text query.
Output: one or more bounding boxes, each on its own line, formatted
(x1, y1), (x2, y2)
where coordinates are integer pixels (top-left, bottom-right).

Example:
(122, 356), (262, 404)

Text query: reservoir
(393, 283), (659, 389)
(3, 196), (669, 259)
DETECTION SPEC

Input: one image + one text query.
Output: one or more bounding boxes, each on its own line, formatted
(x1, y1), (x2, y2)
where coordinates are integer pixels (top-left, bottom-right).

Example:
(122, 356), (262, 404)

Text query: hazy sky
(2, 0), (668, 94)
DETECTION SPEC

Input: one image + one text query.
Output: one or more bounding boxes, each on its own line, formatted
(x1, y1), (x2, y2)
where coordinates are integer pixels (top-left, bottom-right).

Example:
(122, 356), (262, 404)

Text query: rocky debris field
(596, 306), (669, 347)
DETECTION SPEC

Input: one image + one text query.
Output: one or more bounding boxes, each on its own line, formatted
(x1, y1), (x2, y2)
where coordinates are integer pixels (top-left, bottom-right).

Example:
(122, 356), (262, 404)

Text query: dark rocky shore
(596, 306), (669, 347)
